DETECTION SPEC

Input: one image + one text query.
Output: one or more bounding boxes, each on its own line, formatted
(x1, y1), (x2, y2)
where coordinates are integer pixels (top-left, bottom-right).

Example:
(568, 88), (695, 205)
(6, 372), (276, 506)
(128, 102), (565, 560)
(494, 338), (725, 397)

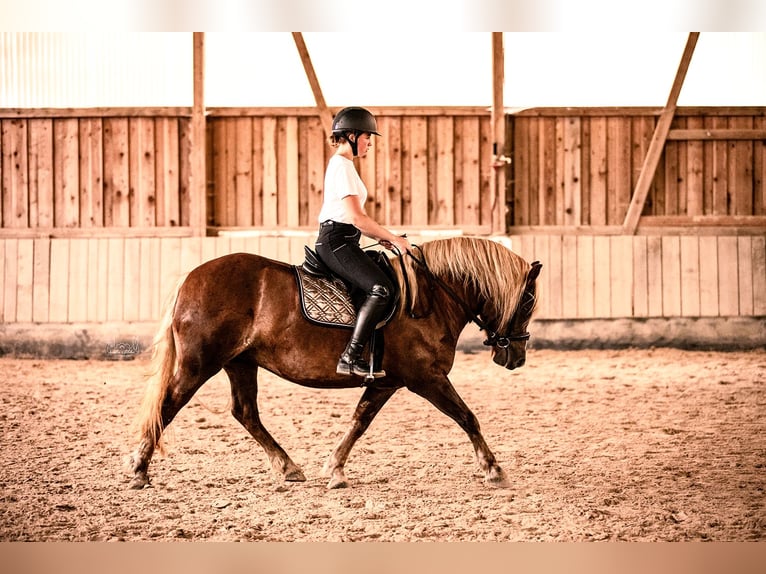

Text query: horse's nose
(512, 355), (526, 369)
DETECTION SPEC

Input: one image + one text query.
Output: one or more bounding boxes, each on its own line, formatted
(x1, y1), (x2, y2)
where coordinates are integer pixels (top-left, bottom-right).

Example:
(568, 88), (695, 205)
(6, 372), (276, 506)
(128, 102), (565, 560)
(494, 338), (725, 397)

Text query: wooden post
(292, 33), (334, 138)
(189, 32), (207, 236)
(491, 32), (507, 235)
(622, 32), (699, 234)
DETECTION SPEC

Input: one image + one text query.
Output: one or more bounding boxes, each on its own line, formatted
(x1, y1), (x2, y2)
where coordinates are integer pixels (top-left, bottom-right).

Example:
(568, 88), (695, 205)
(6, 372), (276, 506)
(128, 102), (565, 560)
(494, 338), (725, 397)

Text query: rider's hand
(390, 235), (412, 255)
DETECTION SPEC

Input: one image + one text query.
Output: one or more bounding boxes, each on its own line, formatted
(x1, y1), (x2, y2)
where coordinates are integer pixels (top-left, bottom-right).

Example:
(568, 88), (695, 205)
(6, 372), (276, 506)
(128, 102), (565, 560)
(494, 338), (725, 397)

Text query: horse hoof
(326, 471), (349, 489)
(327, 478), (349, 490)
(128, 473), (150, 490)
(485, 468), (510, 488)
(284, 468), (307, 482)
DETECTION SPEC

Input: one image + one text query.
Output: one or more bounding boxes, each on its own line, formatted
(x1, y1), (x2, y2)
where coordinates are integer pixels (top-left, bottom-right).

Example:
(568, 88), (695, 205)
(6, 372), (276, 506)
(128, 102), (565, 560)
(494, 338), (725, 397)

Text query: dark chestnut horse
(128, 236), (541, 490)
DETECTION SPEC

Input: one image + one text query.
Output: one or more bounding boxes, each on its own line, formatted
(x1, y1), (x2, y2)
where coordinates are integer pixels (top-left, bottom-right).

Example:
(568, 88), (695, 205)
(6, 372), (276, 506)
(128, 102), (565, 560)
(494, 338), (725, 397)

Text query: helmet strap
(346, 131), (360, 157)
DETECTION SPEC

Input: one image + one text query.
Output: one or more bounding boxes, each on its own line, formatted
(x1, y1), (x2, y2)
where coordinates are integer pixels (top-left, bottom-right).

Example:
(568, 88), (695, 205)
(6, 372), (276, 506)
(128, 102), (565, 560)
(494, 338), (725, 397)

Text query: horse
(127, 236), (542, 490)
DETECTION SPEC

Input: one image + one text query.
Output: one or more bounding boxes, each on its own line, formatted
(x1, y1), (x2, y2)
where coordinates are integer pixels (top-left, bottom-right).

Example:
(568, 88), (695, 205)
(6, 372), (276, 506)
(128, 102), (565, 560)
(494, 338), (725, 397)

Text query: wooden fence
(1, 110), (192, 233)
(1, 107), (497, 234)
(508, 107), (766, 228)
(0, 234), (306, 324)
(3, 106), (765, 235)
(1, 233), (764, 325)
(1, 107), (764, 336)
(206, 108), (495, 229)
(511, 234), (766, 319)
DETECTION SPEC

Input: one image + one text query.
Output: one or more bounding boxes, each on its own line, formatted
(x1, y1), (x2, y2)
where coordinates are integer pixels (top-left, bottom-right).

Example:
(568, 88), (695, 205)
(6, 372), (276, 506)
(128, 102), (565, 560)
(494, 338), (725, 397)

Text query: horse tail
(133, 276), (184, 454)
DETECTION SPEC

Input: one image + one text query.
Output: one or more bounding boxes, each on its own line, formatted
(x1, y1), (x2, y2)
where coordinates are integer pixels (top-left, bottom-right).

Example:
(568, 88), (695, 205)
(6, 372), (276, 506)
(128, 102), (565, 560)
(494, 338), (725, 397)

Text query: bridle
(402, 245), (532, 349)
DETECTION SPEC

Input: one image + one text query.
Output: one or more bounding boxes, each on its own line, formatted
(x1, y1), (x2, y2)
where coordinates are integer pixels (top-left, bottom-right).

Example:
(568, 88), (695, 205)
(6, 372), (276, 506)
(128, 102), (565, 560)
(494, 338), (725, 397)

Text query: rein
(403, 245), (530, 348)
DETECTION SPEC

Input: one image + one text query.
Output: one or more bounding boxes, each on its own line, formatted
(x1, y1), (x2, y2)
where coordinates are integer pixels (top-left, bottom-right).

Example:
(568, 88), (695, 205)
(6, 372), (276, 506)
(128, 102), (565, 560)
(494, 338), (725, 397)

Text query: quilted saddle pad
(294, 267), (356, 328)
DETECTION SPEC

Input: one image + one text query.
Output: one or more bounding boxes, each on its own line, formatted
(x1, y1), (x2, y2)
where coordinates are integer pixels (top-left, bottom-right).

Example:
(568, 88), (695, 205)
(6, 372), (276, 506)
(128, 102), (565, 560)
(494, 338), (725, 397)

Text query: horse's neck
(435, 272), (484, 329)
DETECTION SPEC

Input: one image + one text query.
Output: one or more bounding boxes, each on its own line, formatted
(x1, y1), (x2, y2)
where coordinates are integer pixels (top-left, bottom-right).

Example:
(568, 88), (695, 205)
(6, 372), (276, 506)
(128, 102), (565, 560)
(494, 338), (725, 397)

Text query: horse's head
(399, 238), (542, 371)
(487, 261), (542, 370)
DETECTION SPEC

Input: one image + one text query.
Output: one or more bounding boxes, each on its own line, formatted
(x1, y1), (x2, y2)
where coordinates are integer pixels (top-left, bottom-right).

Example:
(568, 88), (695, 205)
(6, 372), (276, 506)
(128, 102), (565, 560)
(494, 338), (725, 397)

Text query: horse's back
(176, 252), (297, 327)
(184, 252), (292, 290)
(193, 251), (289, 273)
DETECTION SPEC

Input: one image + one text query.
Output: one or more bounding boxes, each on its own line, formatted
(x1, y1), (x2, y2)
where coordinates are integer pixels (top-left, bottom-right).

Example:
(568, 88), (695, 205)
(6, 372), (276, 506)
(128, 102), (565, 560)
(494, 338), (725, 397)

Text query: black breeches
(315, 222), (394, 300)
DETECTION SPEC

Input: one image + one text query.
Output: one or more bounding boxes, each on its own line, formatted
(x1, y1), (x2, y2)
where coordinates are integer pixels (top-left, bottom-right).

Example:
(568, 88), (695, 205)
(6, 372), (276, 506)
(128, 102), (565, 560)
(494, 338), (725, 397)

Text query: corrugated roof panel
(0, 32), (192, 107)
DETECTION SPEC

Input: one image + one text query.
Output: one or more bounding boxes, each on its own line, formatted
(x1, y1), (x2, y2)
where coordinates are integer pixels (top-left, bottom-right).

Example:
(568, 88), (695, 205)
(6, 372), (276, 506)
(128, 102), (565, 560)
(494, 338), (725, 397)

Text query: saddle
(294, 246), (400, 329)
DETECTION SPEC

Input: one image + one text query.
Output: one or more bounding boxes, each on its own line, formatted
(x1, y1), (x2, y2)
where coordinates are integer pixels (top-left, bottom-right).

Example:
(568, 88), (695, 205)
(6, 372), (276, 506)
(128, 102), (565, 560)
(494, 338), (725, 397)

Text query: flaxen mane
(395, 237), (532, 328)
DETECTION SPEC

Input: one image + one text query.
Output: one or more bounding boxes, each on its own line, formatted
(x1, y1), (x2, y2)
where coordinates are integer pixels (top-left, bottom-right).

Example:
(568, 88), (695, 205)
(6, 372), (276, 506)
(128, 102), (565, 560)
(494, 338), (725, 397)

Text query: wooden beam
(508, 220), (766, 236)
(189, 32), (207, 236)
(206, 106), (491, 118)
(491, 32), (507, 235)
(508, 106), (766, 118)
(622, 32), (700, 234)
(292, 33), (334, 139)
(0, 227), (197, 239)
(637, 215), (766, 227)
(0, 108), (192, 119)
(667, 128), (766, 140)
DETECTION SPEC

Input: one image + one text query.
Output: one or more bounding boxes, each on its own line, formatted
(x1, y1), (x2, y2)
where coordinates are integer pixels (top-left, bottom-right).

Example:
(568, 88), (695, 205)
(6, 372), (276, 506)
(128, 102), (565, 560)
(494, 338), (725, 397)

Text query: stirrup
(336, 356), (386, 379)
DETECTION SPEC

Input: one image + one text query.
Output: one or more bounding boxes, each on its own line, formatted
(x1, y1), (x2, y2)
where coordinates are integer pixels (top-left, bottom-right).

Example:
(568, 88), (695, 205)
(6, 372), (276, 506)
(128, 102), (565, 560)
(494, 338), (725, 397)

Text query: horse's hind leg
(225, 358), (306, 483)
(322, 385), (398, 489)
(410, 376), (508, 487)
(129, 361), (212, 489)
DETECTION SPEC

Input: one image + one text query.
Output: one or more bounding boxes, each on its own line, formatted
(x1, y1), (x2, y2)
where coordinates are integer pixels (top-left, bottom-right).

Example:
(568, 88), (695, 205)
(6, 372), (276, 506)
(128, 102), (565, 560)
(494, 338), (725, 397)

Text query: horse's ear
(527, 261), (542, 282)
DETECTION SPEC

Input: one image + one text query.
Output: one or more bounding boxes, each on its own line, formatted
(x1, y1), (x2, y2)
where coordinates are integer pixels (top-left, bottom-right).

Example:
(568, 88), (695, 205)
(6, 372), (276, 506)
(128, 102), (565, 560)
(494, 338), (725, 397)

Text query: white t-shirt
(317, 155), (367, 224)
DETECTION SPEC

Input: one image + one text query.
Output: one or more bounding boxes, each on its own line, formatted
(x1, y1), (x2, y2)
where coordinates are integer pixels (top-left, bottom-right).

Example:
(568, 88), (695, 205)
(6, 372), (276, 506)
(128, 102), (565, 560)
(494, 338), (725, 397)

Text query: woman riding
(315, 107), (413, 379)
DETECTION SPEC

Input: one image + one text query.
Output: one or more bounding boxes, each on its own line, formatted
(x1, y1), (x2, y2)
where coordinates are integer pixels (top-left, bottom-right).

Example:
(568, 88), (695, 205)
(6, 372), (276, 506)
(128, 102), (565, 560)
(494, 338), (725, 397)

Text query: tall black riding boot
(337, 285), (389, 378)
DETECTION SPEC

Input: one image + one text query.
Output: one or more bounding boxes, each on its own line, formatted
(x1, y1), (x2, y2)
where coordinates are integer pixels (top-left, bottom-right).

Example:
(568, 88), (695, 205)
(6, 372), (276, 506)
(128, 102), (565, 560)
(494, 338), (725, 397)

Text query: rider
(315, 107), (413, 379)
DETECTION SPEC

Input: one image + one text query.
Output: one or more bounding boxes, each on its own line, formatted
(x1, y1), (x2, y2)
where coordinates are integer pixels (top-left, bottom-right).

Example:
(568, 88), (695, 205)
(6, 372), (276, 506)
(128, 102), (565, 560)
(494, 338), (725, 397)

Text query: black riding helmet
(331, 107), (380, 156)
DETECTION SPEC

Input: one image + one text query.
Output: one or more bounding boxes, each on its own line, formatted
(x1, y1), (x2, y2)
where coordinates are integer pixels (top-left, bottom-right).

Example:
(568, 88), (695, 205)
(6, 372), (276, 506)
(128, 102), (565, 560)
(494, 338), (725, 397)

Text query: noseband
(404, 246), (531, 348)
(484, 330), (530, 348)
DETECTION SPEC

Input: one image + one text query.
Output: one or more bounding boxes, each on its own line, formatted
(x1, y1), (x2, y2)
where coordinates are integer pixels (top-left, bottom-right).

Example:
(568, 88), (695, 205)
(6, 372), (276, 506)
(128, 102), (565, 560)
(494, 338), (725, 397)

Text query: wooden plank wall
(509, 234), (766, 320)
(1, 234), (764, 324)
(2, 107), (764, 331)
(509, 108), (766, 226)
(4, 107), (763, 234)
(206, 109), (494, 229)
(0, 235), (309, 324)
(0, 114), (191, 231)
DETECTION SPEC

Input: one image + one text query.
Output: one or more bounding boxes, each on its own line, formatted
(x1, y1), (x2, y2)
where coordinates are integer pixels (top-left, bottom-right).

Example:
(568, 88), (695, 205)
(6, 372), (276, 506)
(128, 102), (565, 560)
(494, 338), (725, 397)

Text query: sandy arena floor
(0, 348), (764, 541)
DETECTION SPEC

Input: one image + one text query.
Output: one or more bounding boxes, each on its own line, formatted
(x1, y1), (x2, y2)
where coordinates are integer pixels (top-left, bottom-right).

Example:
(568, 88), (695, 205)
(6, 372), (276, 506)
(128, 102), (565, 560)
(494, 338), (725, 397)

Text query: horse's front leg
(225, 361), (306, 483)
(322, 385), (398, 489)
(410, 375), (509, 487)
